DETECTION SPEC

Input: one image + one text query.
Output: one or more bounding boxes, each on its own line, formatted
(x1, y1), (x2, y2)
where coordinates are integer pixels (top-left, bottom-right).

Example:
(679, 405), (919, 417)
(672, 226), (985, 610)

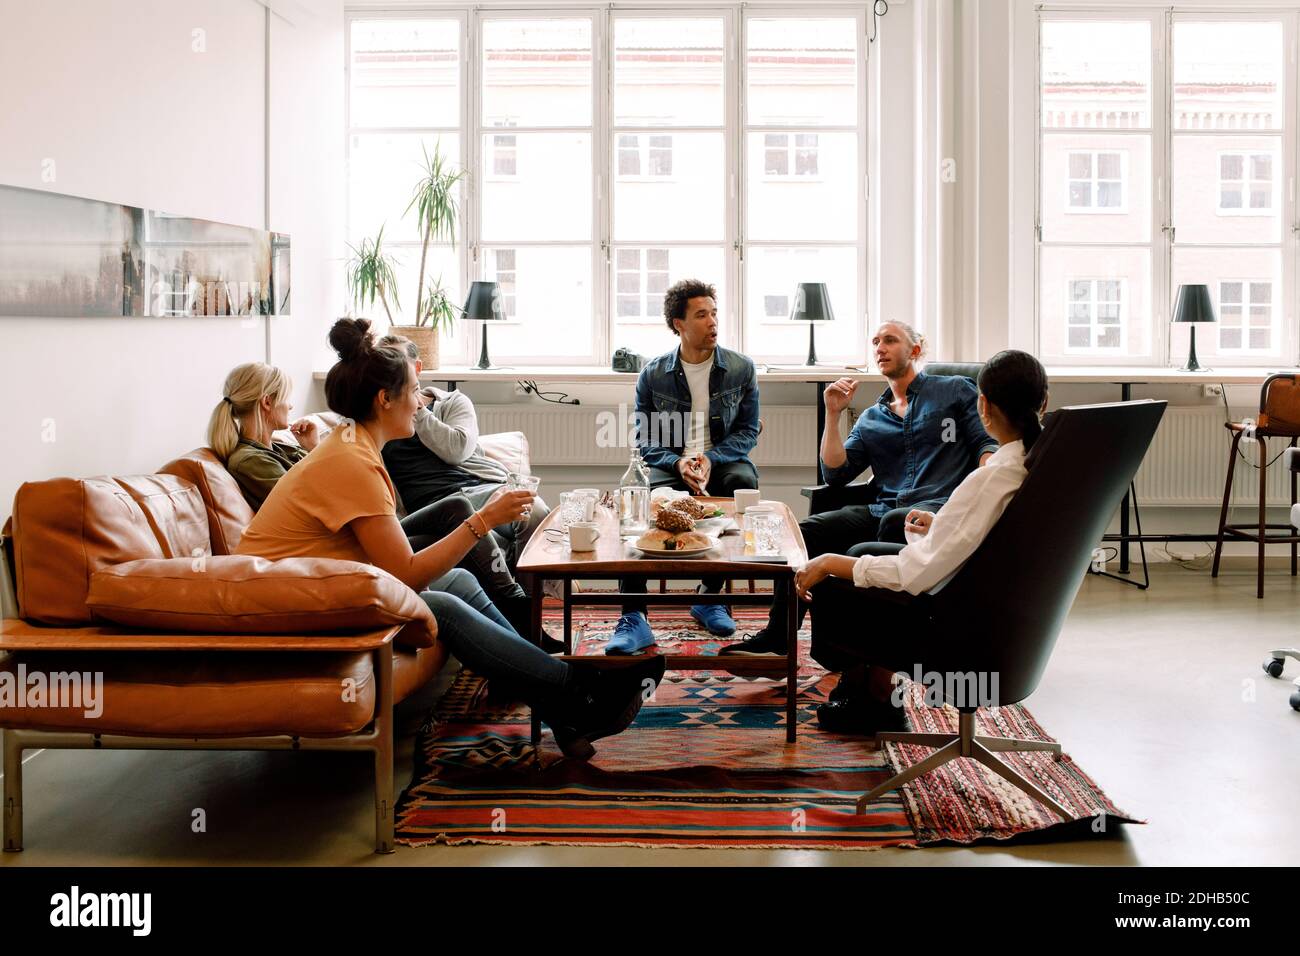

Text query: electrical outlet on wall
(1202, 384), (1223, 399)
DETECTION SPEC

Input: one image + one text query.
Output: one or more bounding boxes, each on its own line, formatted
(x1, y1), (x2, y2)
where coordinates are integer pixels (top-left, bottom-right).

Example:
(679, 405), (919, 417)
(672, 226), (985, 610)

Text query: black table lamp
(464, 280), (505, 370)
(1172, 283), (1216, 373)
(791, 282), (835, 366)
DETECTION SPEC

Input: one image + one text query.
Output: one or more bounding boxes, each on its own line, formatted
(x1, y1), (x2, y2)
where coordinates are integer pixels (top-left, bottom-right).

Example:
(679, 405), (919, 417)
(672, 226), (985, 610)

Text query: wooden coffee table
(517, 496), (808, 743)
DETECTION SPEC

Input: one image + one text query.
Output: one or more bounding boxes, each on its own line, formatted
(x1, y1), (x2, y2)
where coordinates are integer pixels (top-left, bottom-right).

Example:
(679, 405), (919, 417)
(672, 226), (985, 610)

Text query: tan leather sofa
(0, 428), (531, 855)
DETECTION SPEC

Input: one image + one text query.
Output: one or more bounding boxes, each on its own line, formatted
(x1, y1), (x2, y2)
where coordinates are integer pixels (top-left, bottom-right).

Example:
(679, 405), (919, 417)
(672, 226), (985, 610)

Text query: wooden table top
(517, 496), (807, 576)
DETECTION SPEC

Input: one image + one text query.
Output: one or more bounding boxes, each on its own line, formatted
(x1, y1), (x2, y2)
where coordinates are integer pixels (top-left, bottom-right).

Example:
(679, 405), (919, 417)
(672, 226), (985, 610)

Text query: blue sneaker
(606, 612), (656, 656)
(691, 603), (737, 637)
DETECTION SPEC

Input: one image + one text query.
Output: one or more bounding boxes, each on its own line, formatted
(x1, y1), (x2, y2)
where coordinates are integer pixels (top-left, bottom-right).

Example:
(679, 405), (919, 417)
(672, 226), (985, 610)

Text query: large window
(346, 7), (868, 366)
(1038, 12), (1296, 366)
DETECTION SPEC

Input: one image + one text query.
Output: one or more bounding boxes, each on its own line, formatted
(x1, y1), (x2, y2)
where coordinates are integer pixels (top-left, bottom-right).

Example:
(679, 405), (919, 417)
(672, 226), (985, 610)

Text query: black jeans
(401, 494), (535, 637)
(619, 458), (760, 616)
(807, 579), (932, 675)
(757, 495), (947, 639)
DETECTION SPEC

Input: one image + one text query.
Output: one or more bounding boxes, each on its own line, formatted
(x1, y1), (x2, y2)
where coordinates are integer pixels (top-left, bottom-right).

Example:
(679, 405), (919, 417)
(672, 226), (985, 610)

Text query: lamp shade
(462, 281), (504, 322)
(1172, 284), (1217, 324)
(790, 283), (835, 323)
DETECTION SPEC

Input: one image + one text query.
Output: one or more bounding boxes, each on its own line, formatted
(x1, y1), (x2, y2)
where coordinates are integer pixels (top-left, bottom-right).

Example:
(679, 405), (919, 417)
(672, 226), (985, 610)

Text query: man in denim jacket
(607, 278), (761, 654)
(719, 321), (998, 658)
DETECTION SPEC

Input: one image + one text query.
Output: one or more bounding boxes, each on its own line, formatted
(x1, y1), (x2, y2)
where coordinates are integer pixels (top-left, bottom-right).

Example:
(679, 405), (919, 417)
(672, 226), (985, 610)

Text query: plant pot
(389, 324), (439, 370)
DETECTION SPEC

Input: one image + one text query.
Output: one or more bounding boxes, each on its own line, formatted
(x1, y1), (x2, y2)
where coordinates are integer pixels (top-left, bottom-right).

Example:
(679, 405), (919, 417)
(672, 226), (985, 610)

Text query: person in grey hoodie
(379, 336), (556, 649)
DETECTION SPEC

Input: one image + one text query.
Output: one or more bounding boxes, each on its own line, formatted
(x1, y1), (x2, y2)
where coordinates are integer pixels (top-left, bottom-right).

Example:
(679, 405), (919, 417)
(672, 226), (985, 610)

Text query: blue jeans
(419, 568), (571, 705)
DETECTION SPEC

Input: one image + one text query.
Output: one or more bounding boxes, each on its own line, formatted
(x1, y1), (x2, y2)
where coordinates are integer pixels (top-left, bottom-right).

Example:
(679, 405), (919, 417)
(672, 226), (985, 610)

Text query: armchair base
(856, 710), (1069, 820)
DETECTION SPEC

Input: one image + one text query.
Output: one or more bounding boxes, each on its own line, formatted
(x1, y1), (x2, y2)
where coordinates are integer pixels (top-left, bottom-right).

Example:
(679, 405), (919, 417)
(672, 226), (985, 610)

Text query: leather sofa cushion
(159, 449), (255, 555)
(0, 650), (376, 737)
(10, 477), (168, 626)
(86, 556), (438, 649)
(112, 475), (211, 560)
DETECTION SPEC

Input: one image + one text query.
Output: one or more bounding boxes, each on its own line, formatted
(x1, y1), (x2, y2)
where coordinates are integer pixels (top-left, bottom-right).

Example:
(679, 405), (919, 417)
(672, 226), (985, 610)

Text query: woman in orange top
(238, 319), (665, 760)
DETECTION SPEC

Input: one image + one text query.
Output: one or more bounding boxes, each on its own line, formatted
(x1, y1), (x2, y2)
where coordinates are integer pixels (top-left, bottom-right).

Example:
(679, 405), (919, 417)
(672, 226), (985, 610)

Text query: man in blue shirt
(609, 278), (761, 654)
(719, 321), (997, 657)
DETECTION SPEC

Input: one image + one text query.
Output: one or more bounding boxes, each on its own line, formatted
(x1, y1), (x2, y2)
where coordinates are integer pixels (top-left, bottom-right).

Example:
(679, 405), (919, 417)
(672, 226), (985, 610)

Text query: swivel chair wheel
(1290, 690), (1300, 712)
(1265, 658), (1286, 679)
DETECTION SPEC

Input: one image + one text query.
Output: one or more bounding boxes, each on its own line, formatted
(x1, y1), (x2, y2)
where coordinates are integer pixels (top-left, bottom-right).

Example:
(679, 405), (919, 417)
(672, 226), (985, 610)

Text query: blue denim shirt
(822, 372), (999, 517)
(634, 345), (761, 471)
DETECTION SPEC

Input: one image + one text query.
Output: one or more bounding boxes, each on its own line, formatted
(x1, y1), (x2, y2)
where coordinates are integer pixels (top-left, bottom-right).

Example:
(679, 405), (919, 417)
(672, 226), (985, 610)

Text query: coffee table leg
(530, 580), (544, 753)
(563, 577), (573, 653)
(786, 576), (798, 743)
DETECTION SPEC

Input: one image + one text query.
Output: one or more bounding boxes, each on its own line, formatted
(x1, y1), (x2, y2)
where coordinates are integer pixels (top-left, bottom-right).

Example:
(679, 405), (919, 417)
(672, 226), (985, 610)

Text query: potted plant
(386, 141), (465, 370)
(345, 223), (400, 326)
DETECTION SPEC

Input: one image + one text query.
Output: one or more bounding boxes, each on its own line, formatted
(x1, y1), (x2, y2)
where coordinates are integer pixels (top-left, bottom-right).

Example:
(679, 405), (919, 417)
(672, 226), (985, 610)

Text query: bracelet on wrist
(463, 517), (485, 540)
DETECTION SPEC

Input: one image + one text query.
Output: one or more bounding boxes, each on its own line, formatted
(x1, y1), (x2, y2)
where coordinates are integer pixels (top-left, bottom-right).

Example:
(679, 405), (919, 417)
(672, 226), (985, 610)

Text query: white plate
(694, 516), (737, 535)
(629, 542), (715, 558)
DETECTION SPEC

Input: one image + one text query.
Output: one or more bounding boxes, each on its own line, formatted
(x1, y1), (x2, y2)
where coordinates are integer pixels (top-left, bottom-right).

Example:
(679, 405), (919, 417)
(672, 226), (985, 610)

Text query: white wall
(0, 0), (342, 514)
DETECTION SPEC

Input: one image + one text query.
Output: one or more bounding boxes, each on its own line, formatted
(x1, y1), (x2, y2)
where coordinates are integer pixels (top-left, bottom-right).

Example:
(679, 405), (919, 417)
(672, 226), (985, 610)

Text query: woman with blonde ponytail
(208, 362), (320, 510)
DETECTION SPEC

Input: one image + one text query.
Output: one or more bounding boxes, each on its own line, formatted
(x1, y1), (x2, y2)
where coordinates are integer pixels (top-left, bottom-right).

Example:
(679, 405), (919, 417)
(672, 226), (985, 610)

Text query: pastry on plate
(654, 508), (695, 533)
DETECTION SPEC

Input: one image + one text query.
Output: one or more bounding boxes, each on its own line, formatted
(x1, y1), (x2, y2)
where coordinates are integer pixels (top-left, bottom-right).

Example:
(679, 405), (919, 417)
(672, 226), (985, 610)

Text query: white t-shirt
(680, 354), (714, 458)
(852, 440), (1028, 595)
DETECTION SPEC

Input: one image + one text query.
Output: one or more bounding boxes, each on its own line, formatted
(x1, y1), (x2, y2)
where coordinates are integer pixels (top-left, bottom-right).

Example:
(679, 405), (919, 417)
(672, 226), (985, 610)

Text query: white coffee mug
(569, 522), (601, 552)
(734, 489), (762, 514)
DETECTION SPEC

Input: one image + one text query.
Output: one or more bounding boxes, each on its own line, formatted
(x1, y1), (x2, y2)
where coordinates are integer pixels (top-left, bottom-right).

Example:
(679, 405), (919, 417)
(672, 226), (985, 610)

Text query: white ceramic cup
(569, 522), (601, 552)
(734, 489), (762, 514)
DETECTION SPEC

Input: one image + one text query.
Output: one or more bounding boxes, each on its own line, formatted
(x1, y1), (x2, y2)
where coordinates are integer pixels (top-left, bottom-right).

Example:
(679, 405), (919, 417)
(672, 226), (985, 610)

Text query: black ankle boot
(542, 656), (667, 760)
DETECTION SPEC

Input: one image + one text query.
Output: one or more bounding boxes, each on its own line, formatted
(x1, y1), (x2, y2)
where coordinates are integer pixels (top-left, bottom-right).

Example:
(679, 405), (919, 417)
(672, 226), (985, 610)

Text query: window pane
(611, 245), (724, 358)
(1041, 21), (1151, 129)
(1220, 327), (1242, 349)
(1040, 246), (1152, 360)
(483, 246), (592, 357)
(745, 246), (858, 360)
(747, 18), (857, 126)
(1173, 21), (1282, 131)
(349, 133), (461, 244)
(380, 244), (466, 353)
(1043, 134), (1147, 238)
(747, 131), (856, 240)
(1068, 153), (1092, 178)
(482, 19), (592, 127)
(1172, 247), (1282, 360)
(614, 132), (722, 241)
(350, 20), (459, 128)
(614, 18), (723, 127)
(480, 133), (591, 241)
(1173, 137), (1279, 242)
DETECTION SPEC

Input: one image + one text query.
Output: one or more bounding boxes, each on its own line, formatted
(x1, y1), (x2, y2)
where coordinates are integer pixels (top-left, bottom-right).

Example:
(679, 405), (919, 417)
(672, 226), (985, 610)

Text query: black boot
(501, 594), (565, 654)
(541, 656), (668, 760)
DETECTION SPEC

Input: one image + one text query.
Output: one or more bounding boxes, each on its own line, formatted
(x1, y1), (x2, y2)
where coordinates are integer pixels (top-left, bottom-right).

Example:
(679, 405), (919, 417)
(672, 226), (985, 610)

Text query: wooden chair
(1211, 373), (1300, 598)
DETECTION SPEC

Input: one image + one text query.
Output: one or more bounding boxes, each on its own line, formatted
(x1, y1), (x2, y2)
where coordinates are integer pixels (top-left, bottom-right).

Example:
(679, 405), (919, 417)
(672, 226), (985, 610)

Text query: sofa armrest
(0, 619), (402, 652)
(800, 480), (877, 515)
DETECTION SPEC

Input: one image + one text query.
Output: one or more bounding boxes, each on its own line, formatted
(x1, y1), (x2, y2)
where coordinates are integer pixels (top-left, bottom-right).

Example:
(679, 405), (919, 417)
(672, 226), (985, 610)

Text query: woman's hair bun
(328, 318), (374, 362)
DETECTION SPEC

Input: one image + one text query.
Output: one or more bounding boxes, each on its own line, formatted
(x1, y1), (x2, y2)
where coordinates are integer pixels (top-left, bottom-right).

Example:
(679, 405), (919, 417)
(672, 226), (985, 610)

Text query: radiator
(478, 403), (1296, 506)
(1134, 406), (1295, 507)
(477, 404), (818, 469)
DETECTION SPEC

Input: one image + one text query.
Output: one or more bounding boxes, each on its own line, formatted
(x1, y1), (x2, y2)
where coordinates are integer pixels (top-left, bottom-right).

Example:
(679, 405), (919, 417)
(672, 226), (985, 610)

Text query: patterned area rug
(395, 598), (1138, 849)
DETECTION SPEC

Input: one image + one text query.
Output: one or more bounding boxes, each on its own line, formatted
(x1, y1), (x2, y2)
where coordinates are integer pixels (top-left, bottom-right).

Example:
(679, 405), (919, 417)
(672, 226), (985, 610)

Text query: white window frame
(1217, 278), (1275, 353)
(1035, 8), (1298, 367)
(1216, 149), (1276, 216)
(345, 3), (872, 367)
(742, 7), (867, 363)
(1064, 148), (1127, 214)
(344, 11), (469, 347)
(1064, 276), (1127, 354)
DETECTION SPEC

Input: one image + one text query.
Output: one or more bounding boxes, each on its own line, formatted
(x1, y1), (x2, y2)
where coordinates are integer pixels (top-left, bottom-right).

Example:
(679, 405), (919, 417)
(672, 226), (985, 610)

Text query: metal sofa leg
(3, 729), (23, 851)
(373, 645), (395, 854)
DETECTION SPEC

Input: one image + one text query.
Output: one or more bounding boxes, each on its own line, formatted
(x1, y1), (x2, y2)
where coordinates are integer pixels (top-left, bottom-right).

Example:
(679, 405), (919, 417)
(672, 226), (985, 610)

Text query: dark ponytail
(977, 350), (1049, 452)
(324, 318), (411, 424)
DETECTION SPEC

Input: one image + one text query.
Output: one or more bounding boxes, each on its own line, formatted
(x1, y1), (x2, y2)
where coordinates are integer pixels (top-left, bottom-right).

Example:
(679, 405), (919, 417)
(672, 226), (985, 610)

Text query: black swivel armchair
(817, 399), (1166, 818)
(802, 363), (986, 515)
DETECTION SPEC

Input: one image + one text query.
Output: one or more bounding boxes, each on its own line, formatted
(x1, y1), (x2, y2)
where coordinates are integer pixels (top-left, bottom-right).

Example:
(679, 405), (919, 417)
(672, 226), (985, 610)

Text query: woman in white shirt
(793, 350), (1049, 735)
